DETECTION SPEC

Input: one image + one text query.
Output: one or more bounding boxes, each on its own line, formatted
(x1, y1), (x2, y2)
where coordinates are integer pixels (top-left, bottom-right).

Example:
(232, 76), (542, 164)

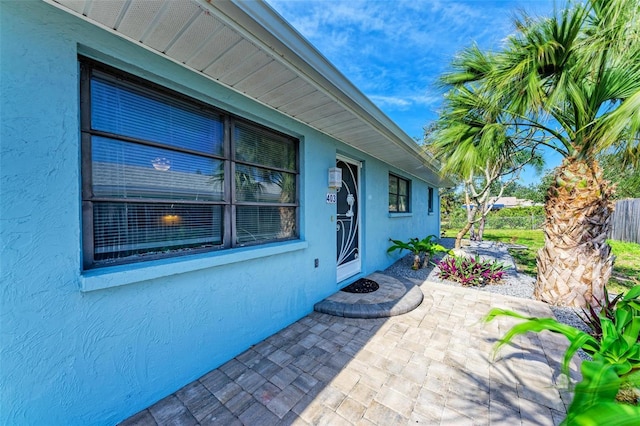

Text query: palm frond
(439, 44), (494, 87)
(485, 308), (600, 376)
(591, 90), (640, 166)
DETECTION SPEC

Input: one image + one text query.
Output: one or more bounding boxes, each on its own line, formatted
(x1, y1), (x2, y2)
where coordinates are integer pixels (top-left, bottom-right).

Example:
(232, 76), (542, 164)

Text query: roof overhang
(44, 0), (452, 187)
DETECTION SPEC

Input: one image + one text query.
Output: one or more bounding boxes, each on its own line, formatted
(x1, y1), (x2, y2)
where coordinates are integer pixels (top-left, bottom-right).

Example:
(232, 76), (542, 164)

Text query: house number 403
(326, 193), (337, 204)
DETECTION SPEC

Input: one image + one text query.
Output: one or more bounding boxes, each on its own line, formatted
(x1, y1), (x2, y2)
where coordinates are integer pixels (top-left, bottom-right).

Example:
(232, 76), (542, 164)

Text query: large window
(388, 174), (410, 212)
(81, 59), (298, 269)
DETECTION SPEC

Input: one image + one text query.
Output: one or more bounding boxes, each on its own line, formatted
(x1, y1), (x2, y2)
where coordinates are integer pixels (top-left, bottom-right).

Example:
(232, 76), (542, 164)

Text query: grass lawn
(442, 228), (640, 294)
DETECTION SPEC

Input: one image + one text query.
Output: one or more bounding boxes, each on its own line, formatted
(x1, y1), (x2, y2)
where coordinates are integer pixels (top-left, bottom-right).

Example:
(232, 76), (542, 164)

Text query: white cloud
(368, 95), (412, 109)
(266, 0), (559, 138)
(369, 93), (441, 111)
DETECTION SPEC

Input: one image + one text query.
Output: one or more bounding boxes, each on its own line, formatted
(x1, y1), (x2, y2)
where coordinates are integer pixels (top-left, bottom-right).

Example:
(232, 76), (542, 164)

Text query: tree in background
(426, 81), (542, 249)
(498, 180), (547, 204)
(438, 186), (462, 230)
(599, 153), (640, 200)
(436, 0), (640, 307)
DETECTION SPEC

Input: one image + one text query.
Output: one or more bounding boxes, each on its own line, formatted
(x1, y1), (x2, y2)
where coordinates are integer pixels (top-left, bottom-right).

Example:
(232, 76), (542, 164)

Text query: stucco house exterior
(0, 1), (449, 424)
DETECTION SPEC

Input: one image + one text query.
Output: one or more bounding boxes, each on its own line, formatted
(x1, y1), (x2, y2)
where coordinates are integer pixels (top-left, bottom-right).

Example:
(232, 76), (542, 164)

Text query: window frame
(80, 58), (299, 270)
(388, 173), (411, 213)
(428, 187), (434, 214)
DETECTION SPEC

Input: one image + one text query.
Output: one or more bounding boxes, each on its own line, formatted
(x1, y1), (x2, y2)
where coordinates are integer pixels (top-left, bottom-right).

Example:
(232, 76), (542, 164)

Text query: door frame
(336, 154), (362, 283)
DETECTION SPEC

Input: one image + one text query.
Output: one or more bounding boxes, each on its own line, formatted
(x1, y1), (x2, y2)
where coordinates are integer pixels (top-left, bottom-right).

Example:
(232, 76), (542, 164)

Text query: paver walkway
(121, 277), (581, 425)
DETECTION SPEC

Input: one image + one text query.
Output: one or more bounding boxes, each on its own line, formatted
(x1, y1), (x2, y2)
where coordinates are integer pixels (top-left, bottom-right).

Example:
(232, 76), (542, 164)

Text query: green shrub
(387, 235), (451, 270)
(485, 285), (640, 424)
(491, 206), (544, 217)
(565, 360), (640, 425)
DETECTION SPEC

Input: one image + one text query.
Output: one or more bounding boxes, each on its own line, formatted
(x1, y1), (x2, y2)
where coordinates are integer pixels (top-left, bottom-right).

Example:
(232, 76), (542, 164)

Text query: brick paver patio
(121, 278), (580, 425)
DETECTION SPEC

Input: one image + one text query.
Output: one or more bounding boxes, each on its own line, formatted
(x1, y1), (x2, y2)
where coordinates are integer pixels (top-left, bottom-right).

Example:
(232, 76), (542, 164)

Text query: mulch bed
(341, 278), (379, 293)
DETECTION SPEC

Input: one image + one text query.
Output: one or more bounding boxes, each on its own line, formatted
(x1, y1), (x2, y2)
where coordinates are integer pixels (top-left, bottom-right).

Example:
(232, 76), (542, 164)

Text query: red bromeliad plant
(437, 255), (506, 286)
(579, 285), (626, 342)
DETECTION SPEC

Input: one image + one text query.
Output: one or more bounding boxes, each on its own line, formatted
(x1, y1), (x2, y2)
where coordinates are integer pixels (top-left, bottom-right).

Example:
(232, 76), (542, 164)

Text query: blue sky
(266, 0), (564, 185)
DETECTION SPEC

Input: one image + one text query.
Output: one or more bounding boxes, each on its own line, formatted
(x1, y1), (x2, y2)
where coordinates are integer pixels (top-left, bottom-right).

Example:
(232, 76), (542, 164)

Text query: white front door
(336, 157), (361, 282)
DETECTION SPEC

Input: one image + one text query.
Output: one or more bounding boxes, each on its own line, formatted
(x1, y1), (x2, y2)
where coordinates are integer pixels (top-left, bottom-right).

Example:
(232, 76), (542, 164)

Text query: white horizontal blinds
(82, 59), (299, 267)
(92, 137), (224, 201)
(236, 206), (296, 243)
(234, 124), (296, 171)
(233, 168), (296, 204)
(93, 203), (223, 260)
(234, 164), (278, 202)
(233, 123), (297, 244)
(91, 72), (224, 156)
(88, 69), (225, 262)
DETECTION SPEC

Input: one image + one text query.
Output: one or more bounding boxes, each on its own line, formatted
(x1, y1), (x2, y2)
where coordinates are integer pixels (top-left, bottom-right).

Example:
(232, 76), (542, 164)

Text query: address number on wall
(326, 193), (337, 204)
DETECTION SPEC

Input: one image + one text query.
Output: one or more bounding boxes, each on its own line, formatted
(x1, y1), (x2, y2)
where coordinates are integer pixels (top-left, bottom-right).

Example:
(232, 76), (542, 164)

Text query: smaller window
(428, 187), (434, 214)
(389, 174), (410, 212)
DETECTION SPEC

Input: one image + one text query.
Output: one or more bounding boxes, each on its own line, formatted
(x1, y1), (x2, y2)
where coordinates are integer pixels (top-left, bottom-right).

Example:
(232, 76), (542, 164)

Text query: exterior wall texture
(0, 2), (440, 424)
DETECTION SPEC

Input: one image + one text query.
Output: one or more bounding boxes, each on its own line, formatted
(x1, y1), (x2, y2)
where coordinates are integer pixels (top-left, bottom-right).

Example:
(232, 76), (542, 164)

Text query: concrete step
(314, 272), (423, 318)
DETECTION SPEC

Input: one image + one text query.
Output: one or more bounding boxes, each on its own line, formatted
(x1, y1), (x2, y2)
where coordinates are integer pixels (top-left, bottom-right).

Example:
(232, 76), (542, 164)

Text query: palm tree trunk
(278, 174), (296, 238)
(534, 159), (615, 307)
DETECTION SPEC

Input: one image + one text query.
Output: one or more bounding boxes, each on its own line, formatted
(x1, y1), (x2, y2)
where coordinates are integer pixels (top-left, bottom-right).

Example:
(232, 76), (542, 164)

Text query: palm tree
(427, 80), (542, 250)
(436, 0), (640, 307)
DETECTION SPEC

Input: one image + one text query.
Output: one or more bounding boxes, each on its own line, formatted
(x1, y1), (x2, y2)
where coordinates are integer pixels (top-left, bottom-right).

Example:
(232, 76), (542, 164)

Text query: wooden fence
(609, 198), (640, 244)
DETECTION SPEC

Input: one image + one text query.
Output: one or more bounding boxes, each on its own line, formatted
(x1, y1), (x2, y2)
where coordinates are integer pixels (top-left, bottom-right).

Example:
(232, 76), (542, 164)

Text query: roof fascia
(199, 0), (444, 175)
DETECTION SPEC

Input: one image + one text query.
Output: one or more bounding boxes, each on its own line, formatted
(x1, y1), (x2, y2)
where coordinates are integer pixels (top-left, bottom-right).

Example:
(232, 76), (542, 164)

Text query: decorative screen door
(336, 157), (361, 282)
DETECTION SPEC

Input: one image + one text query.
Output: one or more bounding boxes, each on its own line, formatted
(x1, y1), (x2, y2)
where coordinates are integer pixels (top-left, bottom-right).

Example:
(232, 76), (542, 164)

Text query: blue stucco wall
(0, 1), (440, 424)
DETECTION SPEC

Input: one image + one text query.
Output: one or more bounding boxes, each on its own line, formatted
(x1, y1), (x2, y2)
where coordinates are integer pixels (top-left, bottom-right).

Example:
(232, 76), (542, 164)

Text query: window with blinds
(81, 59), (299, 269)
(388, 174), (410, 213)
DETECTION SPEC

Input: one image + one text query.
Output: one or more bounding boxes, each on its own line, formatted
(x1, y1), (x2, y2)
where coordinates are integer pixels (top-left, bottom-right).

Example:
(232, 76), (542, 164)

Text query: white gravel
(383, 238), (591, 336)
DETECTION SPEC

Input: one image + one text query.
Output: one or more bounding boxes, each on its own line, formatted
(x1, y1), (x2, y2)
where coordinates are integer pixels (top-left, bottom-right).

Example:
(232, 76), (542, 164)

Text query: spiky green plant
(563, 360), (640, 425)
(387, 236), (451, 270)
(485, 285), (640, 422)
(432, 0), (640, 307)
